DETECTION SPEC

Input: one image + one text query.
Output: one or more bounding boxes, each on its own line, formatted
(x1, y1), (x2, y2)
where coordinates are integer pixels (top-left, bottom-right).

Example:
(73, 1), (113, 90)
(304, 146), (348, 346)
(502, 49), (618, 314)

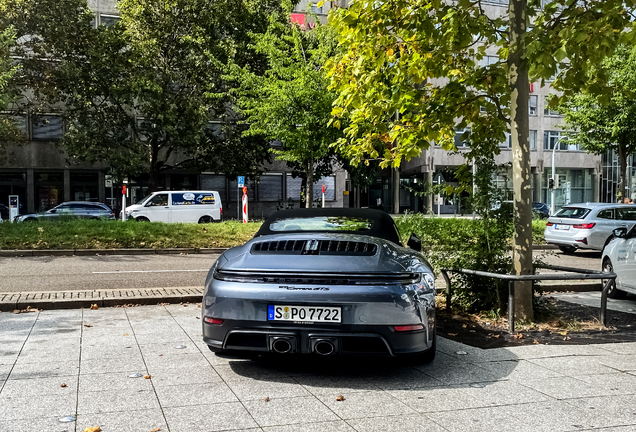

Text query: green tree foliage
(234, 16), (343, 208)
(0, 25), (23, 151)
(559, 45), (636, 202)
(327, 0), (636, 318)
(1, 0), (282, 189)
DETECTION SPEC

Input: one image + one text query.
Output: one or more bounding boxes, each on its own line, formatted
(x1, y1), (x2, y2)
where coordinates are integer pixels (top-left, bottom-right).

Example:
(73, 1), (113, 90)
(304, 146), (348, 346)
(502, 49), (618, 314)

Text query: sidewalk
(1, 304), (635, 431)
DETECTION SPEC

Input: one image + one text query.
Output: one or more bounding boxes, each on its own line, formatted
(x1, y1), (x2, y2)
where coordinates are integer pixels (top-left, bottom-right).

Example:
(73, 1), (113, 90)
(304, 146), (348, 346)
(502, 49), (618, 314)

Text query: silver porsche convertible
(202, 208), (437, 362)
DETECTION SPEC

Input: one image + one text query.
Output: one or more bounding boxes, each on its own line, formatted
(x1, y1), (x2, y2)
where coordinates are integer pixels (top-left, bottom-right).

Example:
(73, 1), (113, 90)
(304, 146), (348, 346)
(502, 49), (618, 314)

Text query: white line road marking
(92, 269), (209, 274)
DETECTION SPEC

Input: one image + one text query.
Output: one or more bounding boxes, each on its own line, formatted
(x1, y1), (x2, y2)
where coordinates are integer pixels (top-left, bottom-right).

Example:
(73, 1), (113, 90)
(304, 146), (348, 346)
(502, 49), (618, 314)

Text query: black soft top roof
(254, 208), (402, 245)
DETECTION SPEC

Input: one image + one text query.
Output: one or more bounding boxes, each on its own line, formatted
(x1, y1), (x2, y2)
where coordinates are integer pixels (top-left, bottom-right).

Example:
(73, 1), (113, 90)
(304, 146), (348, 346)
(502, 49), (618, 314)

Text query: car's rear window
(269, 216), (373, 232)
(554, 207), (591, 219)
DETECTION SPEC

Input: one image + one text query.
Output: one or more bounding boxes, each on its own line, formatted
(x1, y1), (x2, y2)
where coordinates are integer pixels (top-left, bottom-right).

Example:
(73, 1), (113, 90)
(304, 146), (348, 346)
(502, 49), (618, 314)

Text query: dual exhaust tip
(269, 336), (338, 355)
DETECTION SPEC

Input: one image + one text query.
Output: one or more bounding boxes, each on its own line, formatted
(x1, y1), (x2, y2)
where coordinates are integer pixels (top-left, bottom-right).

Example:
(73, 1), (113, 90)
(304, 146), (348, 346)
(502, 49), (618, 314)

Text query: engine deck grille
(251, 239), (377, 256)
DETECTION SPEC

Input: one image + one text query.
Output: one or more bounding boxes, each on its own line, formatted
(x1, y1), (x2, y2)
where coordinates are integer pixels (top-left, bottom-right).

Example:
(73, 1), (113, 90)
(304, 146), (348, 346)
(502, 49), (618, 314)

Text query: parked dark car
(202, 208), (437, 362)
(532, 202), (550, 219)
(14, 202), (115, 222)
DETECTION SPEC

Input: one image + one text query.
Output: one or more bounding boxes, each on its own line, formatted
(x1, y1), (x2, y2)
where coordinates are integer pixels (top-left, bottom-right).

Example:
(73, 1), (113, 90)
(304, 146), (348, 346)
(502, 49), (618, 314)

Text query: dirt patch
(436, 295), (636, 349)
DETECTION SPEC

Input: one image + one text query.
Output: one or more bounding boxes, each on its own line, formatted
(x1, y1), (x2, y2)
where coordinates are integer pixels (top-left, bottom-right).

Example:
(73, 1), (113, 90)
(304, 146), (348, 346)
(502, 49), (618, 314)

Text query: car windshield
(554, 207), (591, 219)
(135, 194), (152, 205)
(269, 216), (373, 232)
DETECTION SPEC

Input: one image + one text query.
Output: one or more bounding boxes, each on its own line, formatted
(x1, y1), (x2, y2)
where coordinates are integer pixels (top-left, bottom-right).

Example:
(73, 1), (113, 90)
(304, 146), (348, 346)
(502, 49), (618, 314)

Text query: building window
(454, 128), (470, 148)
(480, 55), (499, 67)
(286, 174), (303, 201)
(32, 115), (63, 140)
(529, 130), (537, 150)
(99, 14), (120, 27)
(258, 174), (283, 202)
(201, 174), (227, 202)
(205, 121), (224, 139)
(529, 95), (538, 116)
(311, 2), (323, 13)
(229, 177), (255, 201)
(70, 172), (99, 201)
(314, 176), (335, 201)
(543, 130), (580, 151)
(544, 96), (561, 116)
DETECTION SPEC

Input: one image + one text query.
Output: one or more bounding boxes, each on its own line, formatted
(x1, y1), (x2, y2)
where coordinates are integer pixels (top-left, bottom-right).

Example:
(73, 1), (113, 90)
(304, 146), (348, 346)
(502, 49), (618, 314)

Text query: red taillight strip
(546, 222), (554, 226)
(394, 324), (424, 332)
(572, 223), (595, 229)
(203, 316), (223, 325)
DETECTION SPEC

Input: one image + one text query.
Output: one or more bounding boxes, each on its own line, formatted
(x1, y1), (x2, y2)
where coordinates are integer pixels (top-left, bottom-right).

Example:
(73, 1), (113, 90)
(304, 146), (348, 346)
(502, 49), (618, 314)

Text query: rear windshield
(554, 207), (591, 219)
(269, 216), (373, 232)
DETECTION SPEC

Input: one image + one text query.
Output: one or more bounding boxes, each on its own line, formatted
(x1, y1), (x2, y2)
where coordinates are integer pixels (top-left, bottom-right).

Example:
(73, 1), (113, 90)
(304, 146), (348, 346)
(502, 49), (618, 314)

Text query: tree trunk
(618, 145), (627, 203)
(306, 159), (314, 208)
(509, 0), (534, 321)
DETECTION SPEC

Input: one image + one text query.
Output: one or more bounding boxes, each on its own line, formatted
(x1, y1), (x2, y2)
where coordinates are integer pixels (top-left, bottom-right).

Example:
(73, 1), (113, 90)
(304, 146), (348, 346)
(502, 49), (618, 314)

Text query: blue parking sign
(237, 176), (245, 188)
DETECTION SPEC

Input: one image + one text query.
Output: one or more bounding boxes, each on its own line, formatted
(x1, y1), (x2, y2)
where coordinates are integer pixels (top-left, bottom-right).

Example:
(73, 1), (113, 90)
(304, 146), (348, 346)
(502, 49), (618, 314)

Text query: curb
(0, 287), (204, 312)
(0, 248), (227, 257)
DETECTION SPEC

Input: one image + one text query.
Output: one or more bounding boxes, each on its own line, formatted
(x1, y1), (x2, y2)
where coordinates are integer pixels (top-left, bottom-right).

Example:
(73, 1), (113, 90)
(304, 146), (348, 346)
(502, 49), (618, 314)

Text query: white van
(125, 191), (222, 223)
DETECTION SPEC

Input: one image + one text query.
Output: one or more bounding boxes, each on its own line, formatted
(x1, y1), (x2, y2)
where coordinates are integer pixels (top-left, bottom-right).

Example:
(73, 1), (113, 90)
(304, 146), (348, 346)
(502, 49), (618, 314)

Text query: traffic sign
(433, 173), (445, 184)
(237, 176), (245, 188)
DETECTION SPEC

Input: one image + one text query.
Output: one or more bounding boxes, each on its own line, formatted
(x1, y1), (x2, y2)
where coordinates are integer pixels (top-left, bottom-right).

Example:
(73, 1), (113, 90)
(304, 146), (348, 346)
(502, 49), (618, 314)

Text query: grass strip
(0, 219), (262, 250)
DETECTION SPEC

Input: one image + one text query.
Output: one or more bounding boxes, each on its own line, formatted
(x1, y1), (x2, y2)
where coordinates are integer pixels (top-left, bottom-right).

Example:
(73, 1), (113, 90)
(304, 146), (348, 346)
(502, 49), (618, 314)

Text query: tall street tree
(234, 14), (343, 208)
(1, 0), (282, 189)
(559, 45), (636, 203)
(0, 25), (23, 151)
(327, 0), (636, 320)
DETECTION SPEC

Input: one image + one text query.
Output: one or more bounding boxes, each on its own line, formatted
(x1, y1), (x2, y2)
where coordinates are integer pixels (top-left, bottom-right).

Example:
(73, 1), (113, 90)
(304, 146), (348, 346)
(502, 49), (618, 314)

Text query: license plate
(555, 224), (570, 230)
(268, 305), (341, 323)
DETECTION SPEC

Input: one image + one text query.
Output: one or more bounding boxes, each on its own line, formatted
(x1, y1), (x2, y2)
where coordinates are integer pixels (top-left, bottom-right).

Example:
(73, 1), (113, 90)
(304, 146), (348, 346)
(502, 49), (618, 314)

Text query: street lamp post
(551, 142), (558, 215)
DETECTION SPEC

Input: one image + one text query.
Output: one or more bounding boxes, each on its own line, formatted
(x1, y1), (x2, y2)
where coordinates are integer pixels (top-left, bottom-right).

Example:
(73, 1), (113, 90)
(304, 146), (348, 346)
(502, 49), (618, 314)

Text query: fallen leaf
(13, 309), (20, 314)
(533, 339), (540, 344)
(462, 324), (467, 328)
(264, 397), (270, 402)
(336, 395), (345, 401)
(150, 429), (161, 432)
(559, 331), (568, 336)
(196, 316), (200, 319)
(123, 333), (129, 336)
(144, 375), (152, 379)
(83, 427), (101, 432)
(197, 304), (202, 308)
(90, 304), (98, 310)
(513, 333), (523, 339)
(60, 383), (67, 388)
(448, 333), (458, 336)
(84, 324), (93, 328)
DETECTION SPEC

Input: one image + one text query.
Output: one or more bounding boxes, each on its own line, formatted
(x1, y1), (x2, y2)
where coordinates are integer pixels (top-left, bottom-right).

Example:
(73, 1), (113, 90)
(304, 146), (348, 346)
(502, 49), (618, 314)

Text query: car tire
(23, 217), (38, 222)
(198, 215), (213, 224)
(135, 216), (150, 222)
(558, 245), (576, 254)
(602, 258), (627, 299)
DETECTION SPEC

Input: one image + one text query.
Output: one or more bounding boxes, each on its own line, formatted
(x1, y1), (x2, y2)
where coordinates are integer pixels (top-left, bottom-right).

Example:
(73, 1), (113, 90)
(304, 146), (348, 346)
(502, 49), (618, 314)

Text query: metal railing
(440, 264), (616, 333)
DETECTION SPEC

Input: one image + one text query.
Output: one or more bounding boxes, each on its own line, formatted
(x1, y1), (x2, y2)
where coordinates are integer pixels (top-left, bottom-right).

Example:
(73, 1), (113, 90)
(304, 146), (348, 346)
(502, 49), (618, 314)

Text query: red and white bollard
(242, 186), (248, 223)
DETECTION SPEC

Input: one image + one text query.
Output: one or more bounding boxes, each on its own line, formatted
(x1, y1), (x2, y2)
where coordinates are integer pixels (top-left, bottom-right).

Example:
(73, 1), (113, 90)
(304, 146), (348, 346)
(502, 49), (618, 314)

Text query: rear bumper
(202, 319), (435, 356)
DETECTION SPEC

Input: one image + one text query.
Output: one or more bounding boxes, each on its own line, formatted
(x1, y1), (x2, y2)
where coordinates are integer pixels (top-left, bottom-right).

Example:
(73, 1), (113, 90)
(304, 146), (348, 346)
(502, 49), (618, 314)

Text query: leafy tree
(0, 25), (23, 151)
(559, 45), (636, 203)
(234, 15), (343, 208)
(1, 0), (282, 189)
(327, 0), (635, 319)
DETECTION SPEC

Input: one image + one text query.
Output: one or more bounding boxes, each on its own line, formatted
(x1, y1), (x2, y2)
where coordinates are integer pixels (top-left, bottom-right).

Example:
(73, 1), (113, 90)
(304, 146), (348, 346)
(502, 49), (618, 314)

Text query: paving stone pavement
(1, 305), (636, 432)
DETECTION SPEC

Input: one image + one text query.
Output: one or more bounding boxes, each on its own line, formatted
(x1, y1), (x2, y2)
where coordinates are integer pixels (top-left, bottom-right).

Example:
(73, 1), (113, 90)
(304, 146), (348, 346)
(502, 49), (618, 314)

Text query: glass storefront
(0, 172), (27, 213)
(542, 169), (592, 211)
(34, 171), (64, 211)
(70, 172), (99, 202)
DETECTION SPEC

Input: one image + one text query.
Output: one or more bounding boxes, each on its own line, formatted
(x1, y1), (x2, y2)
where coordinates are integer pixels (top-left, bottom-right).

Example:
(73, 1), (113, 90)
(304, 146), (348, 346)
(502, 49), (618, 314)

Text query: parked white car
(602, 226), (636, 298)
(125, 191), (222, 223)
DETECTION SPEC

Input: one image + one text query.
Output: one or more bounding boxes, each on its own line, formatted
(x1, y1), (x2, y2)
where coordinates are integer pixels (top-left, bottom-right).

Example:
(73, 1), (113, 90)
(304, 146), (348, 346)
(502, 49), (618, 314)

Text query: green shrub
(396, 212), (513, 313)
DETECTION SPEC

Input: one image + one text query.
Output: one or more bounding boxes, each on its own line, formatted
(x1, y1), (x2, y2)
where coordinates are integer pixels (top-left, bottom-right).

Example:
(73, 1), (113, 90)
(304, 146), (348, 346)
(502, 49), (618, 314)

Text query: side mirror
(48, 209), (57, 213)
(407, 233), (422, 251)
(613, 227), (628, 238)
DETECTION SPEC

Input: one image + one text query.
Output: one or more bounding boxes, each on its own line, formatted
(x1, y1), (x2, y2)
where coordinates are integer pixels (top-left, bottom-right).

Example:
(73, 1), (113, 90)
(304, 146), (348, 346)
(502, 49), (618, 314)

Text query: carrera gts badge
(279, 286), (330, 291)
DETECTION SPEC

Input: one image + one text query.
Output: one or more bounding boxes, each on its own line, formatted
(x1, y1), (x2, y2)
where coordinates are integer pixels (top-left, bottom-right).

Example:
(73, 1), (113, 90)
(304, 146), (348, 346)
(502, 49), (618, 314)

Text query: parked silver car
(601, 226), (636, 298)
(14, 202), (115, 222)
(544, 203), (636, 253)
(202, 208), (437, 362)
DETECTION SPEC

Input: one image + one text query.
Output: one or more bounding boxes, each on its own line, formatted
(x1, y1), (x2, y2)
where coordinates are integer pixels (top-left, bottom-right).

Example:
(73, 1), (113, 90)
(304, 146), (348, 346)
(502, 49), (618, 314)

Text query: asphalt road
(0, 248), (604, 294)
(0, 253), (221, 293)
